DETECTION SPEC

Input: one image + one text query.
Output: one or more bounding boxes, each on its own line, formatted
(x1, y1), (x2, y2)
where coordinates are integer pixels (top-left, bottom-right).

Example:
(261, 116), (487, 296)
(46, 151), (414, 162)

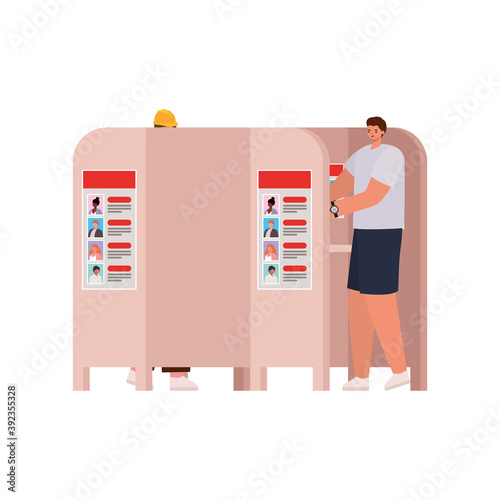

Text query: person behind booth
(88, 196), (103, 215)
(330, 116), (409, 391)
(263, 219), (278, 238)
(264, 196), (278, 215)
(88, 220), (103, 238)
(126, 109), (198, 391)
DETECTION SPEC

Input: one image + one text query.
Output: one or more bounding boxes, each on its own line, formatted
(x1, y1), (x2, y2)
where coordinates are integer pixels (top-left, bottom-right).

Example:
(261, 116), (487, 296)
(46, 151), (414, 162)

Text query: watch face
(330, 205), (338, 214)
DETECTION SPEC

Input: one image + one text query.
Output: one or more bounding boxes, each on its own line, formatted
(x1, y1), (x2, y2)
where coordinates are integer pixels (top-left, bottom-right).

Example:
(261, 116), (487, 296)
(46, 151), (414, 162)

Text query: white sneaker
(126, 369), (136, 385)
(170, 376), (198, 391)
(342, 377), (369, 391)
(385, 371), (410, 390)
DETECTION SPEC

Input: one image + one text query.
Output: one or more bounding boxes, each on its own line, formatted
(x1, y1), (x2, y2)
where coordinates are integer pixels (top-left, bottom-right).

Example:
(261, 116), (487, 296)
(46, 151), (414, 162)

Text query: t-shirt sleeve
(371, 147), (404, 187)
(343, 151), (357, 176)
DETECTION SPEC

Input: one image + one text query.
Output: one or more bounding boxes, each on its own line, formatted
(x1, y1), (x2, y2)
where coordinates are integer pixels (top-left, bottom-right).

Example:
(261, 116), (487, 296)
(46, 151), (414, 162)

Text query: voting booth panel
(145, 129), (251, 370)
(73, 129), (147, 390)
(248, 129), (330, 390)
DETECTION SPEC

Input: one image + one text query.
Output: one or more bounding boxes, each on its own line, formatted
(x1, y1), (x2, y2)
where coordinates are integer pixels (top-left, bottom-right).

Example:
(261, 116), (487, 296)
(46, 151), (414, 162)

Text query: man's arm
(335, 177), (390, 216)
(330, 169), (354, 201)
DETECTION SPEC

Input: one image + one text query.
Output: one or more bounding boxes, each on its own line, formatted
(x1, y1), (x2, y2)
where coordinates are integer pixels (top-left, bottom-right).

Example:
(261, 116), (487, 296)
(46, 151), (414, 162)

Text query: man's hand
(332, 177), (390, 217)
(330, 169), (354, 201)
(330, 170), (354, 219)
(329, 199), (342, 219)
(335, 198), (345, 217)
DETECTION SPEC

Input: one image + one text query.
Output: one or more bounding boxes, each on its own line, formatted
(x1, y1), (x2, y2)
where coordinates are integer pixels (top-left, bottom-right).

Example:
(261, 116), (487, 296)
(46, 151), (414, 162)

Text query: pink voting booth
(73, 127), (427, 391)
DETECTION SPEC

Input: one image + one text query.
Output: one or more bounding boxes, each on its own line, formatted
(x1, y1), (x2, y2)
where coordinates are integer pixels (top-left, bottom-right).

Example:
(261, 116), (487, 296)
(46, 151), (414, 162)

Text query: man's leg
(349, 290), (375, 379)
(364, 293), (407, 374)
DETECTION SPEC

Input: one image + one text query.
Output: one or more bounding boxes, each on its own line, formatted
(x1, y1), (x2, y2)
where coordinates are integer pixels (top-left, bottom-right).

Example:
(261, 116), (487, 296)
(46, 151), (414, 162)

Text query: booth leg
(74, 366), (90, 391)
(348, 363), (355, 382)
(260, 368), (267, 391)
(249, 367), (267, 391)
(135, 366), (153, 391)
(410, 363), (426, 391)
(234, 367), (250, 391)
(347, 335), (355, 381)
(313, 364), (330, 391)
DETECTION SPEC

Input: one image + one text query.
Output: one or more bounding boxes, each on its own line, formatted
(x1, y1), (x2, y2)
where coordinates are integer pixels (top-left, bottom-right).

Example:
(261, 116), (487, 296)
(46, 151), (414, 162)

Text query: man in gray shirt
(330, 117), (409, 391)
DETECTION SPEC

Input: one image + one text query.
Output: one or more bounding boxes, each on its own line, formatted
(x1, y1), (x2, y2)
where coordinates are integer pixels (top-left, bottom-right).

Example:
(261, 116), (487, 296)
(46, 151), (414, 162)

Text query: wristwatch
(330, 201), (339, 218)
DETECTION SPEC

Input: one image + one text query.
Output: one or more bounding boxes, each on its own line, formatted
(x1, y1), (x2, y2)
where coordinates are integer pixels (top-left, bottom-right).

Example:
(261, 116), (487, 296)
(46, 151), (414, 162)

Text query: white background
(1, 1), (499, 499)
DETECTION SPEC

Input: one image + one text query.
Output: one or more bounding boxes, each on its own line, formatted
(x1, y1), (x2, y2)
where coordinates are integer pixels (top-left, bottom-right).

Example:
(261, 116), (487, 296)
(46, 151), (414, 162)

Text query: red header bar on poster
(83, 171), (136, 189)
(258, 171), (311, 189)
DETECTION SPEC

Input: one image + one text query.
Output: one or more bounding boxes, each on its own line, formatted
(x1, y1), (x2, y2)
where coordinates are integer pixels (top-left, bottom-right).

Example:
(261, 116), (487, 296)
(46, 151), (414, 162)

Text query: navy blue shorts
(347, 229), (402, 295)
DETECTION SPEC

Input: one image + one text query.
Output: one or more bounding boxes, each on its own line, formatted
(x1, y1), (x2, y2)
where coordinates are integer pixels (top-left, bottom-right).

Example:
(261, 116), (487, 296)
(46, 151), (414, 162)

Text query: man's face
(93, 221), (99, 229)
(94, 268), (99, 276)
(268, 221), (274, 229)
(269, 268), (274, 276)
(367, 126), (384, 141)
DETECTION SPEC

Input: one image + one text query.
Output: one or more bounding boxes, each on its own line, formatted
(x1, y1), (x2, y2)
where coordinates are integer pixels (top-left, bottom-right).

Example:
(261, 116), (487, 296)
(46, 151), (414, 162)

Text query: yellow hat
(153, 109), (178, 127)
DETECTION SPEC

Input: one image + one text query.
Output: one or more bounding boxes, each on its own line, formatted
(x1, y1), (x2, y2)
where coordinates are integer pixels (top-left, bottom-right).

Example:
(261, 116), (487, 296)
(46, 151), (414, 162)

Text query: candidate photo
(263, 218), (279, 238)
(88, 218), (104, 238)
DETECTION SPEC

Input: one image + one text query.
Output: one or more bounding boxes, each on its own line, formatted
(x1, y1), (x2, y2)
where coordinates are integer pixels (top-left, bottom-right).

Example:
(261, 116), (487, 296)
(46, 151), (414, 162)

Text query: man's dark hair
(366, 116), (387, 134)
(268, 266), (276, 272)
(93, 266), (100, 272)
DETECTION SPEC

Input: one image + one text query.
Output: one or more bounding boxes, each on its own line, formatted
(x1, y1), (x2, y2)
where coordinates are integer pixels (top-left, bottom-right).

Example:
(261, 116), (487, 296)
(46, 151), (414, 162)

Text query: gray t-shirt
(344, 144), (405, 229)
